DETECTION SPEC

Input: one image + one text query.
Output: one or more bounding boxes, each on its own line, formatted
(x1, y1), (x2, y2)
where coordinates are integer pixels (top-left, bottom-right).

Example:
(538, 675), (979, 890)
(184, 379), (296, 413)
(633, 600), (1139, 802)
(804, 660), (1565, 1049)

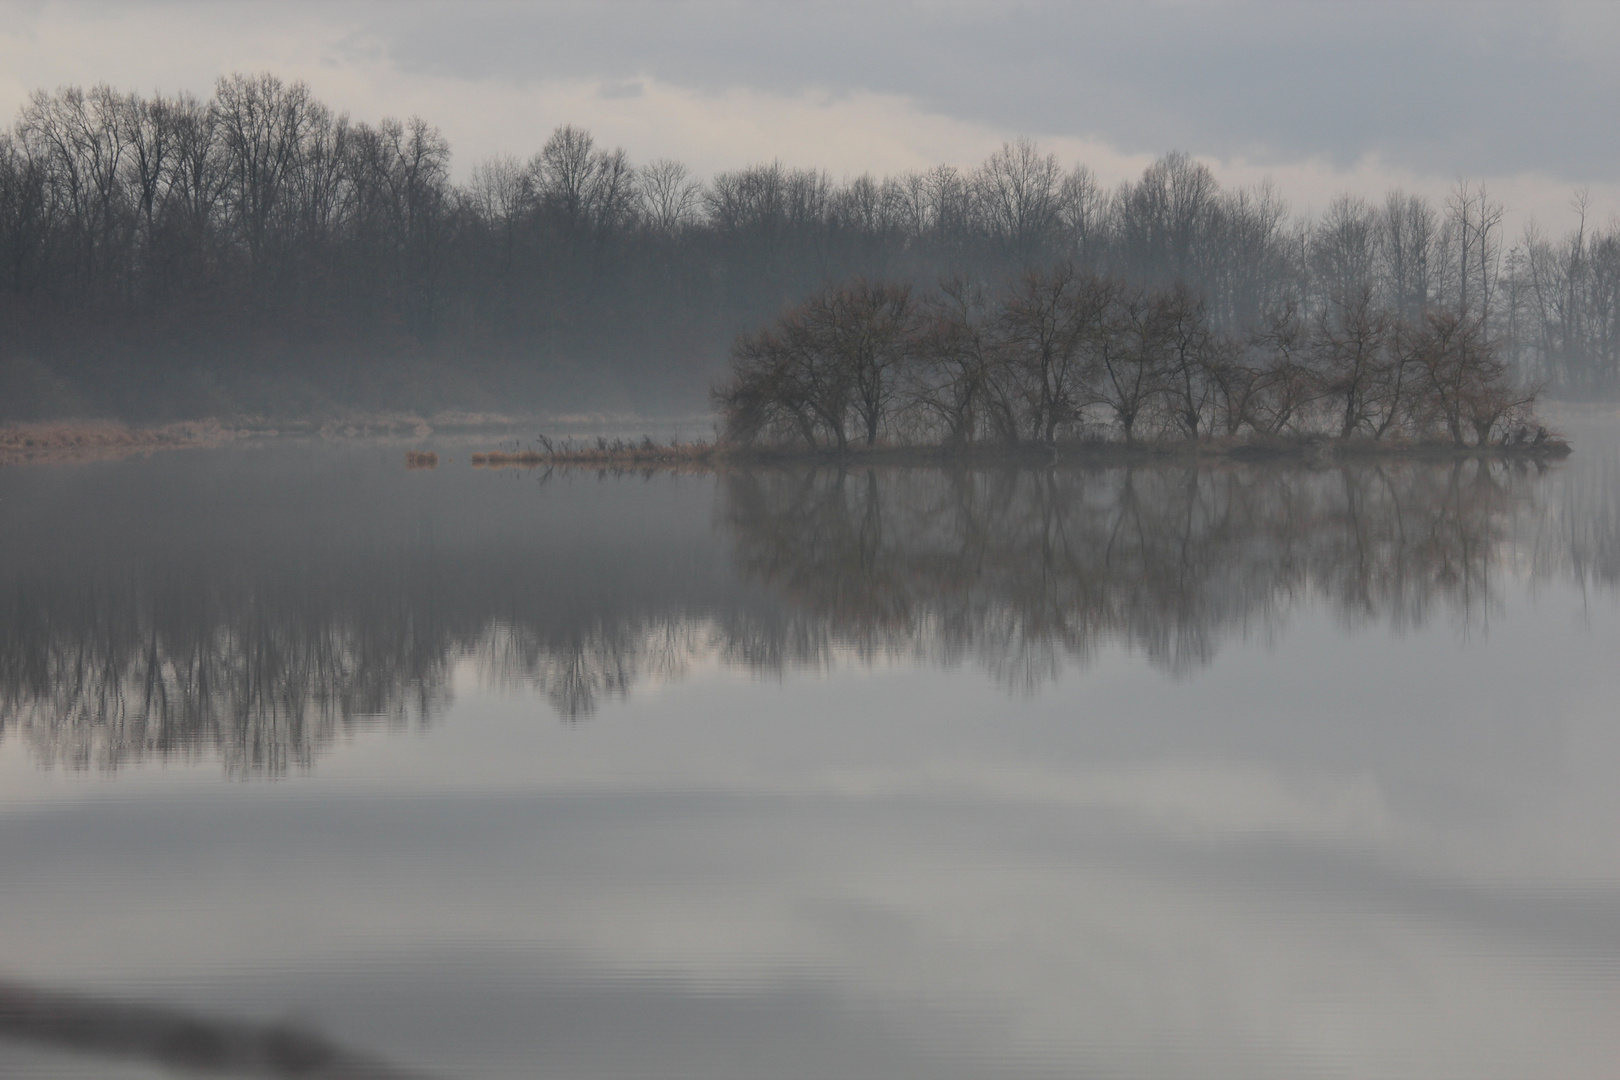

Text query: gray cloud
(349, 0), (1620, 180)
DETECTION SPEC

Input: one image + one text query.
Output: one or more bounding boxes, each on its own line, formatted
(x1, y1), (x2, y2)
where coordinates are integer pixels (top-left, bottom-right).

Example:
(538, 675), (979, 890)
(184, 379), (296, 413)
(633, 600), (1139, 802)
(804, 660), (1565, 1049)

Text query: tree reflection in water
(0, 560), (459, 773)
(2, 453), (1613, 773)
(724, 460), (1526, 685)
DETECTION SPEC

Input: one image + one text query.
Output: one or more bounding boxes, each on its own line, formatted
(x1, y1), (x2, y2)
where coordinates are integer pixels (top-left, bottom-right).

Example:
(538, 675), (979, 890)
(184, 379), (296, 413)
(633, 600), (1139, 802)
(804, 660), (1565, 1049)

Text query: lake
(1, 412), (1617, 1079)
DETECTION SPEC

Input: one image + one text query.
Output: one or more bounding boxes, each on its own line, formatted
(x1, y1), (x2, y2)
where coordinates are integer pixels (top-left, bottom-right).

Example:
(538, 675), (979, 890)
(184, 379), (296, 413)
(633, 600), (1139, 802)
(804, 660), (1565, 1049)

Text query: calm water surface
(2, 414), (1618, 1079)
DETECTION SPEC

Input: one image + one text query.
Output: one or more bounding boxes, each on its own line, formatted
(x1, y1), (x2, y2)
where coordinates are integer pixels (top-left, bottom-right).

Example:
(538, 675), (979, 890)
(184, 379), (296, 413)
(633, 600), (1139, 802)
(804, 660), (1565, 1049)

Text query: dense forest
(1, 72), (1618, 422)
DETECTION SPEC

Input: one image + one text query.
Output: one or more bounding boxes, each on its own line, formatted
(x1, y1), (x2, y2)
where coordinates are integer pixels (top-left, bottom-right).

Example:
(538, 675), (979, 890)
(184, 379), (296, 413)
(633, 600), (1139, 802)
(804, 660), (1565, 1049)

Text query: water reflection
(0, 562), (457, 773)
(725, 459), (1528, 683)
(0, 976), (425, 1079)
(1, 442), (1615, 772)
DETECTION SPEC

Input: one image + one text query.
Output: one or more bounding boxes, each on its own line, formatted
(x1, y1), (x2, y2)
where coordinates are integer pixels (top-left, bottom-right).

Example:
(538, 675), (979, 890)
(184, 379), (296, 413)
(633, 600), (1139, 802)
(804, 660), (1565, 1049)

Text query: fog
(2, 10), (1618, 1076)
(5, 75), (1620, 423)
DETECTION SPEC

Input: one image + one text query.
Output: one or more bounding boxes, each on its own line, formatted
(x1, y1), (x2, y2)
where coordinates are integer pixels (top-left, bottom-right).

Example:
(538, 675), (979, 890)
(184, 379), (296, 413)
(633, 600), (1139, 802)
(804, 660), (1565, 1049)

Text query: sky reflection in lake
(0, 418), (1617, 1079)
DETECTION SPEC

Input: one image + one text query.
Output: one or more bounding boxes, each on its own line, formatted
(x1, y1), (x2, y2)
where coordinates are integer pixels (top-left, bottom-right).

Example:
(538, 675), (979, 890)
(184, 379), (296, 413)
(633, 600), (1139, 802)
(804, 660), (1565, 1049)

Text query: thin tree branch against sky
(2, 0), (1617, 231)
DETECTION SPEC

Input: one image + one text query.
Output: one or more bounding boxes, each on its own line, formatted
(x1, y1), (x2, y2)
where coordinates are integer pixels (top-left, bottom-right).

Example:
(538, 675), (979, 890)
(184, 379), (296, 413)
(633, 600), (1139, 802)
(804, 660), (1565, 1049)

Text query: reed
(471, 435), (724, 469)
(404, 451), (439, 469)
(0, 420), (234, 466)
(463, 427), (1570, 474)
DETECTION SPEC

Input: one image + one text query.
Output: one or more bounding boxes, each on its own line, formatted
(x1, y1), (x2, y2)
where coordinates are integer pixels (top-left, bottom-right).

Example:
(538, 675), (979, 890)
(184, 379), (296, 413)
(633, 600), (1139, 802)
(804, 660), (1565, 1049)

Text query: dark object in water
(0, 977), (429, 1078)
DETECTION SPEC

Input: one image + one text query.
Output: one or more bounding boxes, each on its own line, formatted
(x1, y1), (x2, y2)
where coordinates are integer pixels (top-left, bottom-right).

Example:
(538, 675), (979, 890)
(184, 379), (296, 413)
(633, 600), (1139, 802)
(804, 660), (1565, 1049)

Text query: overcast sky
(2, 0), (1617, 232)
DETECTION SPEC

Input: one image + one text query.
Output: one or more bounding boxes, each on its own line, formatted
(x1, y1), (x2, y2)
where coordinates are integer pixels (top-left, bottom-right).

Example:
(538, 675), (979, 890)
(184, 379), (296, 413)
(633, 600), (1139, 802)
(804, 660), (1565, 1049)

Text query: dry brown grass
(456, 430), (1576, 474)
(469, 450), (545, 467)
(0, 420), (236, 466)
(404, 451), (440, 470)
(317, 413), (434, 439)
(471, 436), (724, 470)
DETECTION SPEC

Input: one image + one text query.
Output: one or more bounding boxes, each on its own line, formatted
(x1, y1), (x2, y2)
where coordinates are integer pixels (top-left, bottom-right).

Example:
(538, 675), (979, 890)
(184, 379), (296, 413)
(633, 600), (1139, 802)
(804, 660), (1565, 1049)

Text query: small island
(473, 268), (1569, 468)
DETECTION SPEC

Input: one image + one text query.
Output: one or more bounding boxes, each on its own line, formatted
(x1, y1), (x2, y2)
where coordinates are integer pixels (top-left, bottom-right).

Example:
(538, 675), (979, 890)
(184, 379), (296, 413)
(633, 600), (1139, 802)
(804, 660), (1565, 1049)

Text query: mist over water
(1, 413), (1618, 1078)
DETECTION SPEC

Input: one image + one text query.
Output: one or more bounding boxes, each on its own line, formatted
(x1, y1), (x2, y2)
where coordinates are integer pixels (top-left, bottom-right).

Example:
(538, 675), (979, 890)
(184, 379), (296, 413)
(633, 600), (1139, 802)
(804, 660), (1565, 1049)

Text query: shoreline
(0, 416), (1577, 470)
(465, 435), (1572, 472)
(0, 420), (238, 467)
(0, 410), (709, 467)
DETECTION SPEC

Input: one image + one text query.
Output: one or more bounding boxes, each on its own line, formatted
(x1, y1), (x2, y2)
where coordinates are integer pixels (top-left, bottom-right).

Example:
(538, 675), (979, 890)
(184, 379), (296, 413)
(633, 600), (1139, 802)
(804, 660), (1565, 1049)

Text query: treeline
(1, 72), (1617, 420)
(716, 273), (1543, 449)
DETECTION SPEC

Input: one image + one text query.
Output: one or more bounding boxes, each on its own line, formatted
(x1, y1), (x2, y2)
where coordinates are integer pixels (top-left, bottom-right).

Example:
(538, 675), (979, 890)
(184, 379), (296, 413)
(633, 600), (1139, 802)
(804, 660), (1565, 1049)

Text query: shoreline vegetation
(463, 431), (1569, 473)
(0, 410), (658, 466)
(471, 265), (1573, 469)
(709, 272), (1562, 455)
(0, 419), (237, 466)
(3, 244), (1584, 473)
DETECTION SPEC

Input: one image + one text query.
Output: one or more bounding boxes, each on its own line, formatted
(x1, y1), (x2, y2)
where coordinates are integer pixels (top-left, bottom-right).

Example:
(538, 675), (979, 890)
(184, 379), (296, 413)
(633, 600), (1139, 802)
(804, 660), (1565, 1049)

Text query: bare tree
(1058, 164), (1106, 265)
(1089, 281), (1163, 443)
(1114, 151), (1219, 284)
(1242, 301), (1316, 435)
(974, 138), (1064, 267)
(1362, 315), (1421, 439)
(998, 263), (1104, 443)
(528, 124), (638, 238)
(1413, 310), (1518, 446)
(715, 279), (914, 449)
(638, 158), (699, 235)
(1156, 281), (1218, 439)
(912, 276), (1009, 444)
(1312, 194), (1378, 308)
(212, 72), (319, 265)
(1442, 179), (1504, 319)
(1378, 190), (1435, 318)
(1313, 286), (1391, 438)
(160, 92), (224, 252)
(810, 278), (916, 446)
(1206, 180), (1291, 329)
(17, 85), (134, 294)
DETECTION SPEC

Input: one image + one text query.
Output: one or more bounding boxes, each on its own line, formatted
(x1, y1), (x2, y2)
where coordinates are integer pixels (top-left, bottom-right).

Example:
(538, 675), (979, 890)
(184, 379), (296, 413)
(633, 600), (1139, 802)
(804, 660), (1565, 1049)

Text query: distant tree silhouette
(0, 73), (1615, 421)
